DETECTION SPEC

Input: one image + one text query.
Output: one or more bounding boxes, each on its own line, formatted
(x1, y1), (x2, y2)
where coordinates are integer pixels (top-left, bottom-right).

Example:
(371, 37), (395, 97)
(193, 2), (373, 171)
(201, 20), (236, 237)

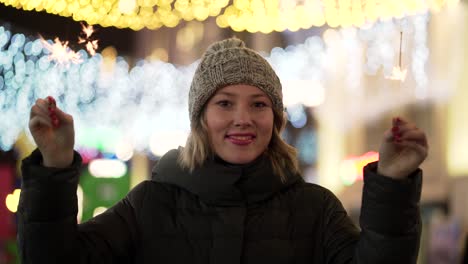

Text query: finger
(393, 123), (417, 133)
(35, 96), (60, 113)
(383, 127), (418, 143)
(383, 130), (394, 142)
(30, 100), (46, 119)
(39, 96), (68, 128)
(46, 96), (56, 107)
(43, 96), (72, 121)
(36, 100), (52, 117)
(30, 103), (59, 130)
(394, 140), (428, 159)
(392, 116), (410, 127)
(399, 129), (428, 148)
(53, 106), (72, 124)
(29, 114), (53, 130)
(30, 104), (49, 120)
(391, 118), (419, 142)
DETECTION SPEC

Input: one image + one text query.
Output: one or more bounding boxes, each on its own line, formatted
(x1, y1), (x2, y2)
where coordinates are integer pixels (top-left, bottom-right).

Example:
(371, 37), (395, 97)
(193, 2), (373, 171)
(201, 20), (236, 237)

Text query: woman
(18, 38), (428, 263)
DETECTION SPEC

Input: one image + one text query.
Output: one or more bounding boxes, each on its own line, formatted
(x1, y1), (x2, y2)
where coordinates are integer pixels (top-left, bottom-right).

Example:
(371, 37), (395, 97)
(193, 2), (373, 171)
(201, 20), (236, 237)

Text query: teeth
(230, 136), (252, 140)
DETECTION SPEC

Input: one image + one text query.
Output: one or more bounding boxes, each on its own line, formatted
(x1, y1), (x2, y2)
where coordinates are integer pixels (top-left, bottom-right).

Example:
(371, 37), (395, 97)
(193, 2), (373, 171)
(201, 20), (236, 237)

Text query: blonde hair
(178, 107), (300, 181)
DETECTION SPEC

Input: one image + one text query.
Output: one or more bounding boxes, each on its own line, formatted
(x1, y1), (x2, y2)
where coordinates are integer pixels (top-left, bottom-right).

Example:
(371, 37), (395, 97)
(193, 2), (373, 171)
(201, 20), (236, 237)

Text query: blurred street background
(0, 0), (467, 263)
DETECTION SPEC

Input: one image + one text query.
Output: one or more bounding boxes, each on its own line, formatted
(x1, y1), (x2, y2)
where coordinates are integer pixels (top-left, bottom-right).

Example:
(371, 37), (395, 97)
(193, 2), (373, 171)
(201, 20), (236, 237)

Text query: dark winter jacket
(18, 148), (422, 263)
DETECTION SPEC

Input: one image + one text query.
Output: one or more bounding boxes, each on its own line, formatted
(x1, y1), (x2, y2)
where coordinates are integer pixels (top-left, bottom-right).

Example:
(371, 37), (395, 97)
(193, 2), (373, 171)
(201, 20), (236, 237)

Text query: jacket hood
(151, 148), (302, 206)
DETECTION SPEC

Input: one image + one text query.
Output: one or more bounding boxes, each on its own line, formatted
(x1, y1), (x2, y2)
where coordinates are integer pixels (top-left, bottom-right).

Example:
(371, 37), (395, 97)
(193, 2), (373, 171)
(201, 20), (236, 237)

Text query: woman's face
(204, 84), (274, 164)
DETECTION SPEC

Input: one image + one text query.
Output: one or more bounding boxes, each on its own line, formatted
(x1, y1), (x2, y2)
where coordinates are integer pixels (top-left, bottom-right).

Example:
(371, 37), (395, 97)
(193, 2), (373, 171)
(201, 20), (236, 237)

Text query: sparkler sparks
(85, 40), (98, 56)
(78, 23), (98, 56)
(388, 67), (408, 81)
(38, 23), (99, 65)
(40, 37), (82, 65)
(81, 23), (94, 39)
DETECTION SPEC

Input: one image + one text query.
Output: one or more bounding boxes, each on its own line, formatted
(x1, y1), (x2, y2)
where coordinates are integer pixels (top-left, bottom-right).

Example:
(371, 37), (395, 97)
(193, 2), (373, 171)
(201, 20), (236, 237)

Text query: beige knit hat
(189, 38), (283, 127)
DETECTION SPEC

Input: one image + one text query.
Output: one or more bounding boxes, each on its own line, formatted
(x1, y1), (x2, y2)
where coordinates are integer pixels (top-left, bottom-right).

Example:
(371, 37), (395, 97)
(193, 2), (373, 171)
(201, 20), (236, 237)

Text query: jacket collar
(151, 148), (302, 207)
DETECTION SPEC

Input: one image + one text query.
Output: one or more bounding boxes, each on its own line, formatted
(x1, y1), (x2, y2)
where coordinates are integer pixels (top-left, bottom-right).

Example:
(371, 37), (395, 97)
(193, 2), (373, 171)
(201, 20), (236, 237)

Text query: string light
(0, 0), (455, 31)
(0, 0), (229, 31)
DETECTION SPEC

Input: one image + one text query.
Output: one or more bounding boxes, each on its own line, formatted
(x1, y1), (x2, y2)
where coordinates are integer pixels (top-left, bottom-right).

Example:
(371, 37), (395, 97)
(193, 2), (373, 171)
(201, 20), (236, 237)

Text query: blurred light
(12, 33), (25, 48)
(118, 0), (136, 14)
(323, 28), (340, 46)
(147, 48), (168, 62)
(31, 39), (43, 56)
(5, 189), (20, 213)
(386, 66), (407, 81)
(177, 28), (195, 52)
(101, 46), (117, 72)
(415, 85), (428, 100)
(0, 0), (454, 31)
(78, 148), (100, 164)
(89, 159), (127, 178)
(286, 104), (307, 128)
(0, 18), (434, 152)
(0, 28), (9, 48)
(283, 80), (325, 107)
(339, 151), (379, 186)
(115, 140), (134, 161)
(296, 129), (317, 165)
(303, 83), (325, 107)
(77, 185), (83, 223)
(176, 21), (204, 52)
(92, 206), (108, 217)
(37, 56), (50, 70)
(78, 127), (121, 152)
(150, 131), (188, 157)
(101, 152), (118, 159)
(339, 159), (358, 186)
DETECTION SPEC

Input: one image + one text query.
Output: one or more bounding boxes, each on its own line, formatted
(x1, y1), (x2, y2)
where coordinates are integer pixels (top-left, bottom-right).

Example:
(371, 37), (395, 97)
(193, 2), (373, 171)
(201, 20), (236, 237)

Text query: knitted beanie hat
(189, 38), (283, 127)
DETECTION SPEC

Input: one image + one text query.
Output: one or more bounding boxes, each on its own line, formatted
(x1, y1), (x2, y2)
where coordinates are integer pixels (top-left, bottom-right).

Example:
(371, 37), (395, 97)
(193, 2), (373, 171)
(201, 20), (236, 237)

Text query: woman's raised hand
(377, 117), (429, 180)
(29, 96), (75, 168)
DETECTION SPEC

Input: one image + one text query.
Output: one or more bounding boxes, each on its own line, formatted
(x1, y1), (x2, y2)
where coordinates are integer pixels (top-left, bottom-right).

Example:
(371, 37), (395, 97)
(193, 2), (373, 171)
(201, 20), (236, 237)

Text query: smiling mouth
(225, 135), (255, 145)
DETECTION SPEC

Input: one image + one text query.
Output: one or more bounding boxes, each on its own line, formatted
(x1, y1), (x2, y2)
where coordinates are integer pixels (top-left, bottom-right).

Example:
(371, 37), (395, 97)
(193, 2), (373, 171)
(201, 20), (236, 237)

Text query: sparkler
(387, 31), (407, 81)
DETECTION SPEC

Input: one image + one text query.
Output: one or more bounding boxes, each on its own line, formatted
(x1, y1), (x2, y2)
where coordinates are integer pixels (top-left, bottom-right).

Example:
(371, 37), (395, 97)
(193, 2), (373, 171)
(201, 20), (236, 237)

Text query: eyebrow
(215, 92), (269, 99)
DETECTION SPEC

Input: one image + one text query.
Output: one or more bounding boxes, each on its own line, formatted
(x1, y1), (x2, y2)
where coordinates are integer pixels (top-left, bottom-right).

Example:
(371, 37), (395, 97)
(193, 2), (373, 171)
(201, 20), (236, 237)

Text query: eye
(253, 102), (268, 108)
(216, 100), (231, 107)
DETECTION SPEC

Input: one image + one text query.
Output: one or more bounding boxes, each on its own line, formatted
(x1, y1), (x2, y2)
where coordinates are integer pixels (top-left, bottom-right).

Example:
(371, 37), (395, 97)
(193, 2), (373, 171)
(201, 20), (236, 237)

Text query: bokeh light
(0, 14), (441, 152)
(89, 159), (128, 178)
(0, 0), (456, 31)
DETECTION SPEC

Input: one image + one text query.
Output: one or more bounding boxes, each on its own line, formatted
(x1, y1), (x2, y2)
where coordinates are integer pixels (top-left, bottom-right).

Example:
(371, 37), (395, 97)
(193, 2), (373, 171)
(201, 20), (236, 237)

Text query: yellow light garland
(0, 0), (458, 31)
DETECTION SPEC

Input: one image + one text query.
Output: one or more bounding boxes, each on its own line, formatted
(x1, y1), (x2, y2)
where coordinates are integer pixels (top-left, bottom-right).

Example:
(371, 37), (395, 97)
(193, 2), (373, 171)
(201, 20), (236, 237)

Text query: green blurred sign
(79, 166), (130, 222)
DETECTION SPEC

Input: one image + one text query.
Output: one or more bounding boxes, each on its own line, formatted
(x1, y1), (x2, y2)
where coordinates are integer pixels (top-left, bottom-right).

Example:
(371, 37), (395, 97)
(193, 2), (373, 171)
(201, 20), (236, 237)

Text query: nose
(233, 107), (253, 127)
